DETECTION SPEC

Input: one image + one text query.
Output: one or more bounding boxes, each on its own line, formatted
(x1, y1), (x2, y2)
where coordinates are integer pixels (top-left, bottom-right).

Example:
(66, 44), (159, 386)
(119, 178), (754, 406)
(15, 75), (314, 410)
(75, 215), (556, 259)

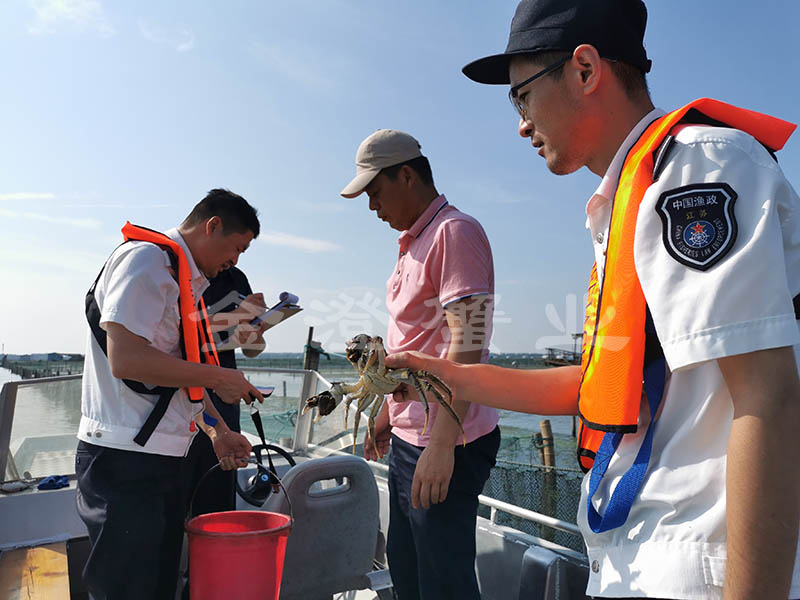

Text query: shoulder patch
(655, 183), (738, 271)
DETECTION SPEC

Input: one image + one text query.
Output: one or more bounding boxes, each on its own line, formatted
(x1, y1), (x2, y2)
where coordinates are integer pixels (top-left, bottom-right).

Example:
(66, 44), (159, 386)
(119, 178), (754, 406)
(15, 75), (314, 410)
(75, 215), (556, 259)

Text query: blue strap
(586, 355), (666, 533)
(202, 411), (218, 427)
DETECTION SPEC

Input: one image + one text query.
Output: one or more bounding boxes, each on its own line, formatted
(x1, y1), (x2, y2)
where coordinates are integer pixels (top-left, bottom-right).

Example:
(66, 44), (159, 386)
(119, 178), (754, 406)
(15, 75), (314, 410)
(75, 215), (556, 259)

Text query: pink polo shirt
(385, 194), (499, 447)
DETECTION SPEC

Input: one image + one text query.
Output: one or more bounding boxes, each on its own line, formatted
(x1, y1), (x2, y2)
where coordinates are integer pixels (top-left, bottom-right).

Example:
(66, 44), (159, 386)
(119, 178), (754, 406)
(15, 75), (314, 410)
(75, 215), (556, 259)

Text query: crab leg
(375, 343), (388, 377)
(419, 374), (466, 446)
(367, 393), (388, 458)
(409, 372), (432, 435)
(360, 341), (379, 375)
(344, 383), (369, 428)
(418, 371), (454, 405)
(343, 397), (353, 428)
(351, 392), (377, 454)
(339, 381), (363, 395)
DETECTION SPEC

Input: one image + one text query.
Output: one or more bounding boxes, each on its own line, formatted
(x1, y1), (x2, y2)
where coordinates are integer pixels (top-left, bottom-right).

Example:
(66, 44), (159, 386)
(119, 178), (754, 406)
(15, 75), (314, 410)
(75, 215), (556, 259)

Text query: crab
(302, 334), (465, 454)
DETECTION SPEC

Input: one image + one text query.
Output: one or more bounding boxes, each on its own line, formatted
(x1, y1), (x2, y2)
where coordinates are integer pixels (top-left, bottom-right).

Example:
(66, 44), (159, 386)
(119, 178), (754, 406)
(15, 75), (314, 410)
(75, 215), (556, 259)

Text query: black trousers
(75, 440), (185, 600)
(387, 426), (501, 600)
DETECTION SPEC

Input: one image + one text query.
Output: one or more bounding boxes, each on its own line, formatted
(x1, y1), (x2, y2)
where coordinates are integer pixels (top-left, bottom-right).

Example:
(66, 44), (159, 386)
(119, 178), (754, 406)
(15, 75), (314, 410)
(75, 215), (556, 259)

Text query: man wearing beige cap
(342, 129), (501, 600)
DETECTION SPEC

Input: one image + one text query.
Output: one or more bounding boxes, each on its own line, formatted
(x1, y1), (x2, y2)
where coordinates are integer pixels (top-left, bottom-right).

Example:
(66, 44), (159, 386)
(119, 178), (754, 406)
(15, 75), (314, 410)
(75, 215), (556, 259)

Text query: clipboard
(249, 291), (302, 331)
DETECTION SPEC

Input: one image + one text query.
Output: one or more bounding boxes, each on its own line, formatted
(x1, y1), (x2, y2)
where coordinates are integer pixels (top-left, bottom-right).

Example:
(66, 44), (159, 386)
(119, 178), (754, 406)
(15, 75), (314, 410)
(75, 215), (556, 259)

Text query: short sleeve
(236, 270), (253, 297)
(426, 217), (493, 306)
(634, 126), (800, 371)
(100, 243), (180, 344)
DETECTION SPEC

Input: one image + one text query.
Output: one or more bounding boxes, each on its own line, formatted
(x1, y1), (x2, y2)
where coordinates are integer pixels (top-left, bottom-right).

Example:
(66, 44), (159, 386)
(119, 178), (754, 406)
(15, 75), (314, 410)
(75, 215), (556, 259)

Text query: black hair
(380, 156), (435, 187)
(521, 50), (649, 100)
(607, 59), (650, 100)
(183, 188), (260, 238)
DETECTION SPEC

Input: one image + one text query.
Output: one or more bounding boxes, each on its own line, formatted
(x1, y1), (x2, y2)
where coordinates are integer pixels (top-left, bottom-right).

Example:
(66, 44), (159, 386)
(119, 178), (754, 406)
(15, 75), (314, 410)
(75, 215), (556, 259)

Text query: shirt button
(591, 560), (599, 573)
(595, 232), (604, 244)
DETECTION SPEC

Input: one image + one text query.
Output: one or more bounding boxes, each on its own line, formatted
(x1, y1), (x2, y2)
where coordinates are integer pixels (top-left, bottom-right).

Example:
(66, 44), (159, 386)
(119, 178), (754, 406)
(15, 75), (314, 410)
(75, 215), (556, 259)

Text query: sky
(0, 0), (798, 356)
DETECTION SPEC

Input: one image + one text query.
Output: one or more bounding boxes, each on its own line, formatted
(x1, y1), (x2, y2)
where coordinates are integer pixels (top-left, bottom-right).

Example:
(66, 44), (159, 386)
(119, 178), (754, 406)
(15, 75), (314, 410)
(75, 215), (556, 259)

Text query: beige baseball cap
(340, 129), (423, 198)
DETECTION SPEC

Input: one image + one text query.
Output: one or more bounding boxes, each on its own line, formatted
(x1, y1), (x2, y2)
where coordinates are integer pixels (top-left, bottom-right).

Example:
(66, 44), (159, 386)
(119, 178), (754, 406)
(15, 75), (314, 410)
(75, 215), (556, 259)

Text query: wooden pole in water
(540, 419), (555, 468)
(539, 419), (556, 542)
(534, 433), (545, 464)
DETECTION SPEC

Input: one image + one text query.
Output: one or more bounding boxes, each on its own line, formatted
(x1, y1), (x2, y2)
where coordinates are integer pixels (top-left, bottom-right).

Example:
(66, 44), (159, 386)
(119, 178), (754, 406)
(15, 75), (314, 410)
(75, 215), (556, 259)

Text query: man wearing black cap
(386, 1), (800, 598)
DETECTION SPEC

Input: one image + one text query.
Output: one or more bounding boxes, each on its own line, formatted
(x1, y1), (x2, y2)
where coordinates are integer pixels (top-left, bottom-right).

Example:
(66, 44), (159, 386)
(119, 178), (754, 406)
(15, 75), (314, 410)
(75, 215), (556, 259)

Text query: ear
(400, 165), (416, 188)
(571, 44), (603, 96)
(205, 216), (223, 236)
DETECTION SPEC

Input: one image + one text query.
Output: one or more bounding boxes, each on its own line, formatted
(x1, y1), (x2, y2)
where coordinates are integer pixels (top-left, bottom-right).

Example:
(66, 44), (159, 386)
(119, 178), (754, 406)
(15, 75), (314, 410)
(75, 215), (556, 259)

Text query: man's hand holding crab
(303, 334), (465, 456)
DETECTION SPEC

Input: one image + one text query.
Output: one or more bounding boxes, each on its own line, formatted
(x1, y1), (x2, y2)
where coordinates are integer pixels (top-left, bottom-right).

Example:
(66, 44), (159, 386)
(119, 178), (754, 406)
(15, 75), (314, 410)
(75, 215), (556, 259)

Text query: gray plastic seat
(517, 545), (590, 600)
(263, 455), (382, 600)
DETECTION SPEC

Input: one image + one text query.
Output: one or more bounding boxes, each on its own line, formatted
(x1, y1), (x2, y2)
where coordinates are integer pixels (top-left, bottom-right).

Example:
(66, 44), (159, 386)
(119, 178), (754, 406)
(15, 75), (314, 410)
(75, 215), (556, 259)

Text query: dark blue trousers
(387, 426), (500, 600)
(75, 441), (185, 600)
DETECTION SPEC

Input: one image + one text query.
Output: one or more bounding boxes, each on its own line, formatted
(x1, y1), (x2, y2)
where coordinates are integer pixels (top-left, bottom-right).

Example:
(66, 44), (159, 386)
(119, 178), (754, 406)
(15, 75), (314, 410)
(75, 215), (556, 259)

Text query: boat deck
(0, 370), (590, 599)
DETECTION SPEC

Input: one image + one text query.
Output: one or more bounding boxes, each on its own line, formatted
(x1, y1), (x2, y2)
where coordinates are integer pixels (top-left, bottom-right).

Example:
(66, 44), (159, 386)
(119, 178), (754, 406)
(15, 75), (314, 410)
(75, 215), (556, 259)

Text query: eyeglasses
(508, 56), (570, 120)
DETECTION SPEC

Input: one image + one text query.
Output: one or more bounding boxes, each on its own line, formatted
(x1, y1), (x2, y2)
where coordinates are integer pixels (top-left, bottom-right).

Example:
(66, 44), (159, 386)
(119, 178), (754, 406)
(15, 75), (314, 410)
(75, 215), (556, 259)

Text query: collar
(400, 194), (449, 244)
(589, 107), (666, 209)
(164, 227), (208, 289)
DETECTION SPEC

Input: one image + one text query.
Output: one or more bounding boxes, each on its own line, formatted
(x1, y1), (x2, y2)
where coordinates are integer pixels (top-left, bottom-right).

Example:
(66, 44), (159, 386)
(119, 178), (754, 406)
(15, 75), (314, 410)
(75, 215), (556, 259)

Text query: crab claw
(302, 390), (338, 417)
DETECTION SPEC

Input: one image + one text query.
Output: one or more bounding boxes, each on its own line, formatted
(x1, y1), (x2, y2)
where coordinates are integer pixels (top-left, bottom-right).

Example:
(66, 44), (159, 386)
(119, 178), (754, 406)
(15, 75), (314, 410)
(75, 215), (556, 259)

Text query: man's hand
(411, 441), (455, 510)
(391, 382), (414, 403)
(385, 350), (446, 376)
(211, 427), (252, 471)
(214, 368), (264, 405)
(236, 319), (270, 342)
(206, 293), (266, 336)
(238, 293), (266, 318)
(234, 321), (268, 357)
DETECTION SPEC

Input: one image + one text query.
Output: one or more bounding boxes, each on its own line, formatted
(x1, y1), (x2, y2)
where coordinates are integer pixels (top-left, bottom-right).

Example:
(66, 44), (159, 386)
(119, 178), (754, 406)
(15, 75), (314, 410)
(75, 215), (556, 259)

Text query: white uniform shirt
(79, 228), (209, 457)
(580, 109), (800, 598)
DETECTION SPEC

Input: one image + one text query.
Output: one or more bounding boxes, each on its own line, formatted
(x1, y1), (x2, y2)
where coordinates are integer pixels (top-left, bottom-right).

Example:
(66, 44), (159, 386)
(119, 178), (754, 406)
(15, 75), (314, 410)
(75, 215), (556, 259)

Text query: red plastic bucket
(186, 510), (292, 600)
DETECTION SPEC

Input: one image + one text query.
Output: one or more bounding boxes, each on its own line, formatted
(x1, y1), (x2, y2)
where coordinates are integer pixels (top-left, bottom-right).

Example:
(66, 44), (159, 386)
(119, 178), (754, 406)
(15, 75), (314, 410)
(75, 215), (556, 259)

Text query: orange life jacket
(577, 98), (796, 472)
(120, 222), (220, 390)
(86, 222), (219, 445)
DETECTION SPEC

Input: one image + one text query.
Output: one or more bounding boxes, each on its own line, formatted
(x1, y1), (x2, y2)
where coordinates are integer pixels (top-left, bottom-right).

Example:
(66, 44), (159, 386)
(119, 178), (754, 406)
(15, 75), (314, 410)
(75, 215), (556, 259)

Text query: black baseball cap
(463, 0), (652, 85)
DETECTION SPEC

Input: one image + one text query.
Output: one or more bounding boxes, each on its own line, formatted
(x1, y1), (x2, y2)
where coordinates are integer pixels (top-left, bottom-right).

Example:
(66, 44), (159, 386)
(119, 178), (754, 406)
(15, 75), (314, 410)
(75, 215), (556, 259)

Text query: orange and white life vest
(86, 222), (219, 445)
(577, 98), (796, 472)
(120, 222), (220, 390)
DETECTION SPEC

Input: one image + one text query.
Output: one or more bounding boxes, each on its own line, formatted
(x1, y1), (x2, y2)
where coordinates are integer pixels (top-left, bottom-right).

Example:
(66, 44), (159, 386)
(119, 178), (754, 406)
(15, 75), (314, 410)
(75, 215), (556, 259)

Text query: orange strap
(199, 299), (221, 368)
(121, 222), (205, 401)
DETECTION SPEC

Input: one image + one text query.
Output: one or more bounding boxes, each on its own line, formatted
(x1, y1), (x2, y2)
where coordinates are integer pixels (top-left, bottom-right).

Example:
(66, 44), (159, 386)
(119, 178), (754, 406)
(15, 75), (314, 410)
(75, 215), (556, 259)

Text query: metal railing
(0, 374), (82, 482)
(235, 366), (321, 454)
(0, 369), (583, 550)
